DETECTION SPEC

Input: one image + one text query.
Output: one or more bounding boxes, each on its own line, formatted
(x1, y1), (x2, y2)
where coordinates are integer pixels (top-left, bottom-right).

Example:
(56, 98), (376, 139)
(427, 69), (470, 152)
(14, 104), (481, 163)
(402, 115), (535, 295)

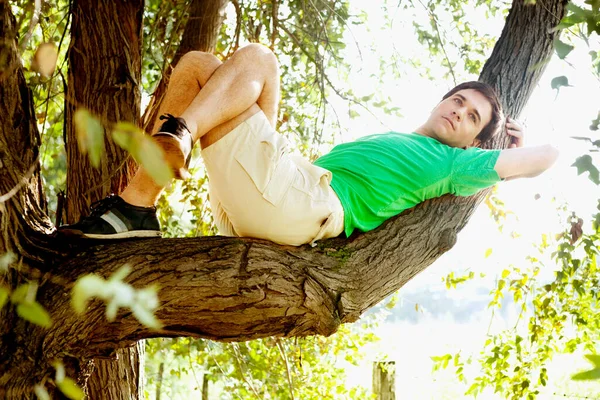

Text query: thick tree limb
(44, 193), (476, 357)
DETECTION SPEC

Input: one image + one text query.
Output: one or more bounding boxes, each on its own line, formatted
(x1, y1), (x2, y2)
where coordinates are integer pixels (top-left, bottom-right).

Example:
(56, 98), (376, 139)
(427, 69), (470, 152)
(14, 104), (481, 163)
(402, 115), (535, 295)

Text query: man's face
(425, 89), (493, 148)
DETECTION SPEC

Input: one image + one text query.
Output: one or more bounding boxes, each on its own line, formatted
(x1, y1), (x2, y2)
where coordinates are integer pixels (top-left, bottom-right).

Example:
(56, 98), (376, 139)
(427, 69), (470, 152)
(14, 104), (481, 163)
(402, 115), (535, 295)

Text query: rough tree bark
(64, 1), (145, 398)
(87, 341), (145, 399)
(0, 0), (60, 397)
(64, 0), (143, 223)
(0, 0), (567, 398)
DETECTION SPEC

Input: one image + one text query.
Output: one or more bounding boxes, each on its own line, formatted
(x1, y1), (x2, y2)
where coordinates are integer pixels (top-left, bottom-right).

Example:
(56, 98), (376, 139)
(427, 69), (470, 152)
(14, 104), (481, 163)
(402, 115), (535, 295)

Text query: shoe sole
(153, 134), (192, 180)
(60, 229), (162, 239)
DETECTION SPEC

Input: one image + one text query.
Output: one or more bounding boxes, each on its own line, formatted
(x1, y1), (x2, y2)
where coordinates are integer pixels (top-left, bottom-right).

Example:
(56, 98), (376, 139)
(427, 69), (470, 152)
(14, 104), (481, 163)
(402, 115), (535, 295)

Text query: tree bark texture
(142, 0), (229, 134)
(64, 0), (143, 223)
(479, 0), (565, 130)
(0, 0), (568, 397)
(87, 341), (145, 400)
(0, 0), (53, 259)
(0, 1), (60, 397)
(64, 1), (145, 398)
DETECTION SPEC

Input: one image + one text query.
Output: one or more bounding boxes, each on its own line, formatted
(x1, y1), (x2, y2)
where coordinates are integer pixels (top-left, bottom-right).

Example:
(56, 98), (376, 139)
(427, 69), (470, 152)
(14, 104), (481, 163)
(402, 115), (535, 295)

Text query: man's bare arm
(491, 117), (559, 180)
(494, 145), (559, 180)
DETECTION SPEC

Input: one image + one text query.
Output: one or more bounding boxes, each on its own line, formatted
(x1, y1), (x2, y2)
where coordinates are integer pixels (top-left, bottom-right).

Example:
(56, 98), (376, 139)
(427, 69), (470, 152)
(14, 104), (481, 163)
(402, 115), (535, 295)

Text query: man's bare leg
(181, 43), (280, 142)
(121, 44), (280, 207)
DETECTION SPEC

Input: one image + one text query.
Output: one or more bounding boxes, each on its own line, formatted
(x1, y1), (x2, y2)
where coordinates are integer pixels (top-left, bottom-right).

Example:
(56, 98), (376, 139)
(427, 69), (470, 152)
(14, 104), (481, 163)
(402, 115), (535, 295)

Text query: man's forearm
(495, 144), (559, 180)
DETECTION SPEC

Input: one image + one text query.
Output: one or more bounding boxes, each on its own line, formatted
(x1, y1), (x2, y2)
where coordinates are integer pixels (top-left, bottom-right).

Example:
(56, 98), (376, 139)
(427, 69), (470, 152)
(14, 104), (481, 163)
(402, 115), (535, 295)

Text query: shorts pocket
(235, 133), (296, 207)
(290, 155), (332, 200)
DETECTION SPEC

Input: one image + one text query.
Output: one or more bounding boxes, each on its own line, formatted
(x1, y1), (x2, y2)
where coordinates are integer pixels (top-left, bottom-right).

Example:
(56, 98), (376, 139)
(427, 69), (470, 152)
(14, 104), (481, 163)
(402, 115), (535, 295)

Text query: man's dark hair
(442, 81), (504, 145)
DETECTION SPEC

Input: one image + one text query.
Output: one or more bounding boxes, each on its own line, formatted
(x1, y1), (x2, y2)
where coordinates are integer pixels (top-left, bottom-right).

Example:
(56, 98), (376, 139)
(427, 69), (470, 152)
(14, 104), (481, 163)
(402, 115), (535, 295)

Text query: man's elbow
(541, 144), (559, 172)
(530, 144), (559, 178)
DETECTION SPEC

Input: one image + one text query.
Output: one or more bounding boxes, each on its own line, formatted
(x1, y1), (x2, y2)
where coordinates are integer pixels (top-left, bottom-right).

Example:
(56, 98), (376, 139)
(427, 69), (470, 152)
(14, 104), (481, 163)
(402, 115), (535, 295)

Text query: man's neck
(413, 125), (434, 138)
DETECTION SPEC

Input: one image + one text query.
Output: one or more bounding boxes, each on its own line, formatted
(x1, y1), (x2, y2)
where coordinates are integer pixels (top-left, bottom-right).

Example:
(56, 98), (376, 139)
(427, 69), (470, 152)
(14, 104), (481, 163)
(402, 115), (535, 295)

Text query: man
(59, 44), (559, 245)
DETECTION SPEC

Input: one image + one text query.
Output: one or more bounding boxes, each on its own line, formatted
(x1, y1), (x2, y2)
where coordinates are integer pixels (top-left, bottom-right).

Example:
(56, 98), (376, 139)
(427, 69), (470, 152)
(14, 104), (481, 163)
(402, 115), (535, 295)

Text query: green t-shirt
(314, 132), (501, 237)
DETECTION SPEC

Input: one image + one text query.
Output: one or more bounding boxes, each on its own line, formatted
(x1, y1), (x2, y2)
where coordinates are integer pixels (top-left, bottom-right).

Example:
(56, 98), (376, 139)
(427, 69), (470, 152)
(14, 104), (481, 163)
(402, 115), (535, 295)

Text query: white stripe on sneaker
(101, 211), (129, 233)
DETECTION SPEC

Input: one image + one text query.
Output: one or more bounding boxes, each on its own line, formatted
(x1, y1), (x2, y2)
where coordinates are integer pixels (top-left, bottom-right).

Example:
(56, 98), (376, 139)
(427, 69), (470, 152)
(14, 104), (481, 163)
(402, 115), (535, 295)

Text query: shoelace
(86, 194), (121, 219)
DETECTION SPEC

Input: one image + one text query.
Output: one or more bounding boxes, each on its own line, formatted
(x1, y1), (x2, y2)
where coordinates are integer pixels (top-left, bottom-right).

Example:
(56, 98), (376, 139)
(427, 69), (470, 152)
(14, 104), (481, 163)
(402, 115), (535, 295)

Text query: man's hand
(495, 116), (558, 180)
(506, 116), (525, 148)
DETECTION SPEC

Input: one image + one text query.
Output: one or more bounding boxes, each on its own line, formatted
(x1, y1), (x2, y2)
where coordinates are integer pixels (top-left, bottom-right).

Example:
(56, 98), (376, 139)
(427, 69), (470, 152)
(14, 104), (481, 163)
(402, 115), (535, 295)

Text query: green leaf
(131, 304), (163, 330)
(57, 377), (85, 400)
(17, 301), (52, 328)
(551, 76), (572, 91)
(0, 251), (16, 273)
(112, 122), (173, 186)
(34, 384), (50, 400)
(109, 265), (131, 282)
(10, 283), (31, 304)
(554, 38), (574, 59)
(71, 274), (106, 314)
(590, 111), (600, 131)
(572, 154), (600, 185)
(74, 109), (105, 168)
(0, 286), (9, 309)
(572, 367), (600, 381)
(585, 354), (600, 368)
(571, 136), (593, 143)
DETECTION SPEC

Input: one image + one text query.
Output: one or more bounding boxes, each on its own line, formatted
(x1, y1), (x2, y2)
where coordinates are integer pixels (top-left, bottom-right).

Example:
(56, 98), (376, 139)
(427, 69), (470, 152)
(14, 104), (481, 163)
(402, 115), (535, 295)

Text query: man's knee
(233, 43), (278, 71)
(175, 51), (221, 74)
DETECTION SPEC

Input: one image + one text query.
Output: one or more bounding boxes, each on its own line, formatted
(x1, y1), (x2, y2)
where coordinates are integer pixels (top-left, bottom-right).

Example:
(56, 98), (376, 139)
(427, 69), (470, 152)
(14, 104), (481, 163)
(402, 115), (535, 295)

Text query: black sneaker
(58, 194), (161, 239)
(153, 114), (193, 179)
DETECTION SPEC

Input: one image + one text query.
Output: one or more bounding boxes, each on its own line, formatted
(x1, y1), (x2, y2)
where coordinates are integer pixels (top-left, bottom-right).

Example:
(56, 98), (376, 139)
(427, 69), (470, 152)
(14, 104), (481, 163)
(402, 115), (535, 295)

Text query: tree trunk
(142, 0), (229, 134)
(0, 0), (53, 259)
(65, 0), (144, 398)
(87, 342), (145, 400)
(373, 361), (396, 400)
(0, 1), (58, 397)
(0, 0), (568, 397)
(64, 0), (143, 223)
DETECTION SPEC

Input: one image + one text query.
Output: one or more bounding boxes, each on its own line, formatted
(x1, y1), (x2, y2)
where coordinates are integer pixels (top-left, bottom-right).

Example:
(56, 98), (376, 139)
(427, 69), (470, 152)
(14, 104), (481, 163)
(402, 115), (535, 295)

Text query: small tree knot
(438, 228), (457, 252)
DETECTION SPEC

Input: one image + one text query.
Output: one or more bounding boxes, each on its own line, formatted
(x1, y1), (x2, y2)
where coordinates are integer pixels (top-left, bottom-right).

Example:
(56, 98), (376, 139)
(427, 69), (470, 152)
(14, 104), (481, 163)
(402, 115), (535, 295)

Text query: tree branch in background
(271, 0), (279, 50)
(142, 0), (229, 134)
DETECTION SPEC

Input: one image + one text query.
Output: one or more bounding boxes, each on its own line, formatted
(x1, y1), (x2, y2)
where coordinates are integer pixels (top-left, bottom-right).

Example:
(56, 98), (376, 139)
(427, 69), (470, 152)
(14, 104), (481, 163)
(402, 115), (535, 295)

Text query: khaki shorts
(201, 111), (344, 246)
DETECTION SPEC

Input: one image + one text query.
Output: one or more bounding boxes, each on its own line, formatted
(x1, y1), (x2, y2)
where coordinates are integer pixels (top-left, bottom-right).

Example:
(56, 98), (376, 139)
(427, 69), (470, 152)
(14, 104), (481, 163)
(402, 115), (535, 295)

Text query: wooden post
(373, 361), (396, 400)
(202, 373), (209, 400)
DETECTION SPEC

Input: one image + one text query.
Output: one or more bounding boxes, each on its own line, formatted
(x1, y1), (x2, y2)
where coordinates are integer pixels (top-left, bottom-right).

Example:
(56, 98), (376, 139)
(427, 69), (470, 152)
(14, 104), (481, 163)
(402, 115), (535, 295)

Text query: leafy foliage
(435, 201), (600, 399)
(407, 0), (506, 82)
(145, 322), (379, 399)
